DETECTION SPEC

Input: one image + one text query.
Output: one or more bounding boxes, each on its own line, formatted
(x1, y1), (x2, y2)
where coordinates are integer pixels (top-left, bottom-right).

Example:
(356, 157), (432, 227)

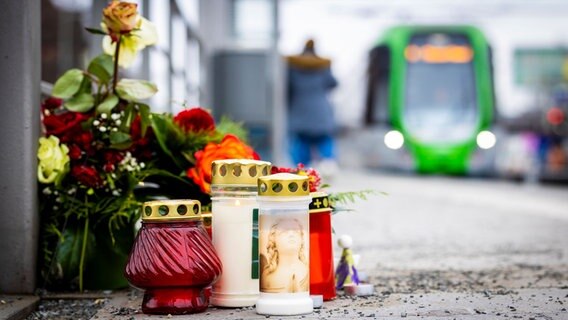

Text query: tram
(365, 25), (496, 174)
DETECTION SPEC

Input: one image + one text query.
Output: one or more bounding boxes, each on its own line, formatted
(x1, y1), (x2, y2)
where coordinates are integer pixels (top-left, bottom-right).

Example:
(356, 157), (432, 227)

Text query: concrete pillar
(0, 0), (41, 293)
(269, 0), (287, 164)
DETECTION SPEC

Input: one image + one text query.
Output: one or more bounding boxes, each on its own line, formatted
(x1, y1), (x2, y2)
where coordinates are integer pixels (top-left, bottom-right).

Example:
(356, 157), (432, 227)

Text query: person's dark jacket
(287, 55), (338, 136)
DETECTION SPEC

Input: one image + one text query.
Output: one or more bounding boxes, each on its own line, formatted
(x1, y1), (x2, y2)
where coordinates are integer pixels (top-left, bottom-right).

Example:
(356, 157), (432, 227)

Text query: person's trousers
(290, 133), (336, 166)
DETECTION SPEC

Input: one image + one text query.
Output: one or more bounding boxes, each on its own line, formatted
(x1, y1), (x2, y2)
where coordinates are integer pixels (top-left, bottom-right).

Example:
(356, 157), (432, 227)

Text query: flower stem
(112, 35), (122, 93)
(79, 216), (89, 292)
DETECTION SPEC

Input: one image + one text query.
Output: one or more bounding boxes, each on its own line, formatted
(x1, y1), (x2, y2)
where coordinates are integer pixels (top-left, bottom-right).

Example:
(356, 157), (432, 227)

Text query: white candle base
(211, 293), (259, 307)
(256, 293), (313, 316)
(310, 295), (323, 308)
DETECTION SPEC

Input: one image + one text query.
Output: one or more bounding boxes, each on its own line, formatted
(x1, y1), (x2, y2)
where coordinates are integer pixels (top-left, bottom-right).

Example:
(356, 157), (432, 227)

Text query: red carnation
(174, 108), (215, 133)
(72, 165), (104, 188)
(104, 151), (124, 164)
(129, 116), (153, 160)
(130, 115), (143, 140)
(73, 132), (94, 155)
(103, 151), (124, 172)
(103, 163), (116, 173)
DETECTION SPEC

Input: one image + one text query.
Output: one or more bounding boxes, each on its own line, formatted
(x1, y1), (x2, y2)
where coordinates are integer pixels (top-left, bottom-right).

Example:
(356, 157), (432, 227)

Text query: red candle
(309, 192), (336, 301)
(125, 200), (222, 315)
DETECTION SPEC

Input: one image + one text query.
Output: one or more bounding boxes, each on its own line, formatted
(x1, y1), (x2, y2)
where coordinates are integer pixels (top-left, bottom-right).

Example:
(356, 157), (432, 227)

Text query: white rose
(37, 136), (70, 184)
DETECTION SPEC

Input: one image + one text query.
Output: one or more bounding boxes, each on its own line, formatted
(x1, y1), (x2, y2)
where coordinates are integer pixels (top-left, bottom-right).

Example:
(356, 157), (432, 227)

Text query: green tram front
(365, 26), (496, 174)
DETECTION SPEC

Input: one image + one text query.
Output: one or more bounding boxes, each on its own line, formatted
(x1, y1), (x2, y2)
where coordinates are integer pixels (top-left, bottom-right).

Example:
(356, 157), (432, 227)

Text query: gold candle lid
(142, 199), (202, 222)
(258, 173), (310, 197)
(211, 159), (272, 186)
(309, 192), (331, 213)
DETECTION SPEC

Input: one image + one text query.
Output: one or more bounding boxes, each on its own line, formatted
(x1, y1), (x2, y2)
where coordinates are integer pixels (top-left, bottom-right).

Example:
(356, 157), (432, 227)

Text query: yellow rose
(38, 136), (70, 184)
(102, 1), (138, 36)
(102, 16), (158, 68)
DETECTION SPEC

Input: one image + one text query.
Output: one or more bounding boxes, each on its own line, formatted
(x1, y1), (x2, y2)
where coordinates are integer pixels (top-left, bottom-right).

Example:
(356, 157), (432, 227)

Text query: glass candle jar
(309, 192), (336, 301)
(202, 212), (212, 239)
(125, 200), (222, 315)
(256, 173), (313, 316)
(210, 159), (272, 307)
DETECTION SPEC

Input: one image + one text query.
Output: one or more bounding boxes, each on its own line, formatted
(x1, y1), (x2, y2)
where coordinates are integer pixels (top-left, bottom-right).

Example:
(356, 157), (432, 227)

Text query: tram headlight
(476, 130), (496, 149)
(384, 130), (404, 150)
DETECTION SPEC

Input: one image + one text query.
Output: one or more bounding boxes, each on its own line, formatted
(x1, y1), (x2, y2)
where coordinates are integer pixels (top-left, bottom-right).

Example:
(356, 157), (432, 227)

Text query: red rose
(72, 165), (104, 188)
(43, 111), (90, 139)
(42, 97), (63, 110)
(174, 108), (215, 133)
(68, 145), (83, 160)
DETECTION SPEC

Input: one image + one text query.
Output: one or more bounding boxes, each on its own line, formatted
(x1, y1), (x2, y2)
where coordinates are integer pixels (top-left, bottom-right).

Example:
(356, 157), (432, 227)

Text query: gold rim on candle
(211, 159), (272, 186)
(142, 199), (202, 222)
(258, 173), (310, 197)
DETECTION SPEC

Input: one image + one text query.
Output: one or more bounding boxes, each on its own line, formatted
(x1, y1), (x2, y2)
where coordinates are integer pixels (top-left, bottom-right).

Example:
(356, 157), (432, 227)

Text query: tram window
(488, 45), (499, 123)
(365, 45), (390, 125)
(404, 34), (478, 143)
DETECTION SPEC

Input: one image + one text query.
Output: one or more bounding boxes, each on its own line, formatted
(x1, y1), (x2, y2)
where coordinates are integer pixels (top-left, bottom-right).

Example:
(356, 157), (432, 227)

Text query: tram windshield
(404, 33), (478, 144)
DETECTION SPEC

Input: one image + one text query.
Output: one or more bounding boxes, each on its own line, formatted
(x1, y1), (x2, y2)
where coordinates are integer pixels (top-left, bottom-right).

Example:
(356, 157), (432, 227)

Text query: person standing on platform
(286, 39), (339, 176)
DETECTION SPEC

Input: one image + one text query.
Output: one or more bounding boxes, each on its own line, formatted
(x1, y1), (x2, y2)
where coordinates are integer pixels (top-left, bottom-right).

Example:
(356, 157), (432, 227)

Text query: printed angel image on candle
(260, 217), (309, 293)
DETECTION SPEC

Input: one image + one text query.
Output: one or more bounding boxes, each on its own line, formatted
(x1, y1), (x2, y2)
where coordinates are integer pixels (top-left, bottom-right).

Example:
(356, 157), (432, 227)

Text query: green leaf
(110, 131), (131, 144)
(64, 93), (95, 112)
(119, 103), (135, 132)
(216, 116), (248, 142)
(87, 54), (114, 84)
(138, 103), (151, 137)
(150, 114), (188, 169)
(329, 190), (381, 210)
(52, 69), (84, 99)
(116, 79), (158, 102)
(96, 94), (119, 114)
(55, 226), (95, 284)
(77, 77), (92, 94)
(110, 132), (132, 150)
(85, 27), (107, 35)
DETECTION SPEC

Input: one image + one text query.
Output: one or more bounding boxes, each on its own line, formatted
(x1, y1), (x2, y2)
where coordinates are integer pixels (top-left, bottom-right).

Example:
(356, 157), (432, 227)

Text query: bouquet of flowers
(38, 1), (258, 291)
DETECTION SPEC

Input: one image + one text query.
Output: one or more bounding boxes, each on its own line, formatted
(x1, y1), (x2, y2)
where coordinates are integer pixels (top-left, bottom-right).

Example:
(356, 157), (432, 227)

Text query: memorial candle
(309, 192), (336, 301)
(125, 200), (221, 315)
(210, 159), (272, 307)
(256, 173), (313, 316)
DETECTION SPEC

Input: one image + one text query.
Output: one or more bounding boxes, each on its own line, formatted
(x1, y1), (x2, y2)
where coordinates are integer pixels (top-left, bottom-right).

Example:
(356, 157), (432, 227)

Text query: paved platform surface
(89, 170), (567, 319)
(0, 295), (39, 320)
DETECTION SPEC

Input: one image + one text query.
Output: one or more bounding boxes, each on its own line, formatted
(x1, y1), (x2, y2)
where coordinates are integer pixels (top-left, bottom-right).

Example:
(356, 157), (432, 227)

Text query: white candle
(211, 197), (259, 306)
(210, 159), (271, 308)
(256, 173), (313, 316)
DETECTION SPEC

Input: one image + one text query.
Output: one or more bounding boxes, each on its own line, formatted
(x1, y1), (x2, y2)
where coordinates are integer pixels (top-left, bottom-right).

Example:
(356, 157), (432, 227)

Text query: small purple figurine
(335, 235), (374, 296)
(335, 235), (359, 289)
